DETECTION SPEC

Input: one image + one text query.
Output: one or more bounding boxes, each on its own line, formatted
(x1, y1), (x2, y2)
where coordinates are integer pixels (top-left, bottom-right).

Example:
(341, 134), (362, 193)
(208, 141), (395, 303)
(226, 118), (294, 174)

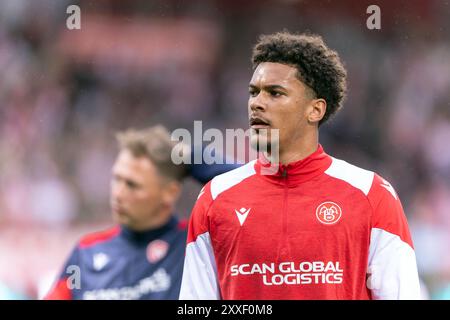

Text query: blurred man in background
(45, 125), (237, 300)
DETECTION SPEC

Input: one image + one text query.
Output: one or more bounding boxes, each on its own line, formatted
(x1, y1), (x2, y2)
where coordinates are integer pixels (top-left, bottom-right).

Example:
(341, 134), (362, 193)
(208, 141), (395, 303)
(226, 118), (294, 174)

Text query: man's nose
(249, 93), (267, 112)
(112, 181), (126, 201)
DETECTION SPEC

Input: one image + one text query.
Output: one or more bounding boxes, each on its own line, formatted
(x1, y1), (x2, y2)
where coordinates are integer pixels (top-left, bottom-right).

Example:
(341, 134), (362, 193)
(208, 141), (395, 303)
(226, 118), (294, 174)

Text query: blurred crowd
(0, 0), (449, 299)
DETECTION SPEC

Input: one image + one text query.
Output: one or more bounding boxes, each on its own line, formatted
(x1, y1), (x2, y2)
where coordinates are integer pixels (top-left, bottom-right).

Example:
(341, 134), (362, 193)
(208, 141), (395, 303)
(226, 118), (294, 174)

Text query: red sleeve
(369, 174), (413, 248)
(44, 278), (72, 300)
(180, 181), (220, 299)
(366, 174), (420, 299)
(44, 247), (80, 300)
(186, 181), (214, 244)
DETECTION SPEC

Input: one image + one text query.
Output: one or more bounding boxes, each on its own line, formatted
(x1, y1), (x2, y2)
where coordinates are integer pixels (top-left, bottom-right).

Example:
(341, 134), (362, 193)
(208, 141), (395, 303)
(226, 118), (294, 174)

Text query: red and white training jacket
(179, 145), (420, 300)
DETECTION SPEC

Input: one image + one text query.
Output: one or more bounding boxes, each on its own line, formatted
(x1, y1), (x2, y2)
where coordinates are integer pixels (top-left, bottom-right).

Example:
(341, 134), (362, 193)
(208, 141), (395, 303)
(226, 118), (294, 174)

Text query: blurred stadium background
(0, 0), (449, 299)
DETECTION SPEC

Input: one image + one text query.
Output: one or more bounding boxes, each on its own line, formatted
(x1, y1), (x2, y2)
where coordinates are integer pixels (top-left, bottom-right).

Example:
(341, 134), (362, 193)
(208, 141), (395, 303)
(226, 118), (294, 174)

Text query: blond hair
(116, 125), (188, 181)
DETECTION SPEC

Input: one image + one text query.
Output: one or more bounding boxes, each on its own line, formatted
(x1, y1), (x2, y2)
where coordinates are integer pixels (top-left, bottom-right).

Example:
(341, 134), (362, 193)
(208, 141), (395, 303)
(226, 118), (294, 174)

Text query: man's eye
(249, 90), (258, 97)
(126, 181), (138, 189)
(270, 91), (282, 97)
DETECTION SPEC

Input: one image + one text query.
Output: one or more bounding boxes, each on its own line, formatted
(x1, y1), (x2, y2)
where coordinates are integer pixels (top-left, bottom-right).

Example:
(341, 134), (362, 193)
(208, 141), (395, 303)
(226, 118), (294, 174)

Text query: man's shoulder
(324, 155), (398, 200)
(324, 156), (376, 196)
(208, 160), (257, 200)
(77, 225), (121, 250)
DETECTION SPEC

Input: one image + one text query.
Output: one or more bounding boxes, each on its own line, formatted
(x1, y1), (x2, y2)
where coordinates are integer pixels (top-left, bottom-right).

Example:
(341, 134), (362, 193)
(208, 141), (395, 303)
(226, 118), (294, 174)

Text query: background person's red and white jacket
(179, 145), (420, 300)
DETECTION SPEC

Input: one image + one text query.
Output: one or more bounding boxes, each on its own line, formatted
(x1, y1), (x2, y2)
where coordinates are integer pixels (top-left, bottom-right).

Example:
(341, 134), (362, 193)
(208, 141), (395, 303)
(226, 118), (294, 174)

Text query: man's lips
(112, 204), (127, 216)
(251, 124), (270, 130)
(249, 117), (270, 129)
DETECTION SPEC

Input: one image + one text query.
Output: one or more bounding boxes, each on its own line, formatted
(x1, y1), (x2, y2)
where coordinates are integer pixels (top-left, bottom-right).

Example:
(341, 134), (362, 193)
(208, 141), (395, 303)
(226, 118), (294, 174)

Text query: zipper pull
(282, 167), (287, 178)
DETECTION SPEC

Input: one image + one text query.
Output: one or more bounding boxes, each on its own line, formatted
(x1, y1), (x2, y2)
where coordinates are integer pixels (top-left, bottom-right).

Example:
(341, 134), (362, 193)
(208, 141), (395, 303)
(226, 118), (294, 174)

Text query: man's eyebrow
(248, 84), (287, 91)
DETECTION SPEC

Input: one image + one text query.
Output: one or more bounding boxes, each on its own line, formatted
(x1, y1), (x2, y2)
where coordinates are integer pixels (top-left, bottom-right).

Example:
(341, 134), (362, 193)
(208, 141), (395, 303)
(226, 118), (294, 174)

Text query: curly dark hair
(251, 31), (347, 126)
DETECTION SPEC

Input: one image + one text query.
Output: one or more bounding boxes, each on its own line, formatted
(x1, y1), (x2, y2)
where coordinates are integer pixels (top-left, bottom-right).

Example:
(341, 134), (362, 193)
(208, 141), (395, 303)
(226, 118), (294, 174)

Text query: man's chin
(250, 136), (270, 152)
(112, 211), (130, 225)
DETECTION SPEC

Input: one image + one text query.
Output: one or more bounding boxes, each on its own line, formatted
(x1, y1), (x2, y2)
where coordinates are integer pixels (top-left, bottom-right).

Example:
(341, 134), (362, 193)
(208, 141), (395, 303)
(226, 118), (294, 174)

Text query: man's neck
(129, 208), (173, 232)
(279, 144), (318, 165)
(273, 130), (319, 165)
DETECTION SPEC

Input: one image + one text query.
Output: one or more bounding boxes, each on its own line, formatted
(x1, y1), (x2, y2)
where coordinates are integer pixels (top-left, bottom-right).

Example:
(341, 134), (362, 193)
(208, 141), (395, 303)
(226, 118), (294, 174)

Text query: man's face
(110, 150), (166, 231)
(248, 62), (315, 154)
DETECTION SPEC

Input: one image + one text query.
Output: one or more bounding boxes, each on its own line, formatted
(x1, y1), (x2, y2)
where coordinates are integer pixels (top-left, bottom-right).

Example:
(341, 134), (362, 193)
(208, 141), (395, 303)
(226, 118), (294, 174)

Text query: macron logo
(93, 252), (109, 271)
(235, 207), (251, 226)
(381, 179), (398, 200)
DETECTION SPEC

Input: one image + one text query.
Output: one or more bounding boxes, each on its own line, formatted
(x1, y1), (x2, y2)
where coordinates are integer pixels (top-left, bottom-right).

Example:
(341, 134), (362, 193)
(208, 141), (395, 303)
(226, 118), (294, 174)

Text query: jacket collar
(120, 216), (178, 244)
(255, 144), (332, 186)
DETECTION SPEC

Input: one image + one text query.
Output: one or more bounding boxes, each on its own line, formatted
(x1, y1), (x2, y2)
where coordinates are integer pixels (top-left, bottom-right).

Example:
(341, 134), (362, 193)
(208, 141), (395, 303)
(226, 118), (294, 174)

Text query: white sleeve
(179, 232), (221, 300)
(367, 228), (421, 300)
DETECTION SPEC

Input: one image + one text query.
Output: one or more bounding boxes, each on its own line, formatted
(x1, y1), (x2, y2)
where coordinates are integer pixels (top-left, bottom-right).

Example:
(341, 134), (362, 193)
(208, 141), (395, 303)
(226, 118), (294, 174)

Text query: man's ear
(162, 180), (182, 205)
(307, 98), (327, 124)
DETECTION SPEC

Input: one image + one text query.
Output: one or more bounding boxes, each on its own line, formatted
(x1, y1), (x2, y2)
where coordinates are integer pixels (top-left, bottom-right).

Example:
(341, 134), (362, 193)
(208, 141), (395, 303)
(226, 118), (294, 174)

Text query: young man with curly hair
(179, 31), (420, 300)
